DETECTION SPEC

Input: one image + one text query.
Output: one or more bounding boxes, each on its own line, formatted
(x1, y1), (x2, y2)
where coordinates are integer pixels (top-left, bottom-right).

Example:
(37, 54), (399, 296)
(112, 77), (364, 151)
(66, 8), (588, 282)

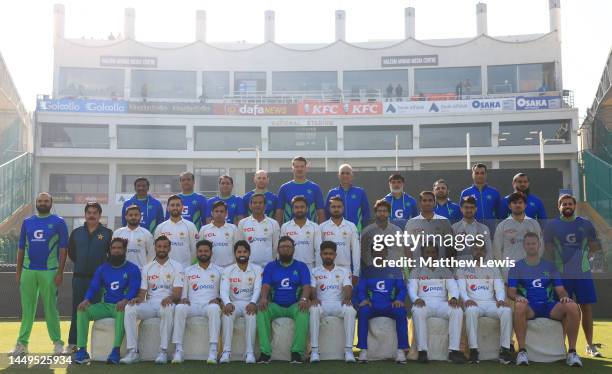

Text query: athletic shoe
(499, 347), (513, 364)
(171, 350), (183, 364)
(63, 344), (77, 355)
(154, 350), (168, 364)
(418, 350), (429, 363)
(245, 352), (256, 364)
(207, 351), (218, 364)
(310, 351), (320, 363)
(53, 341), (64, 355)
(219, 351), (231, 364)
(358, 349), (367, 363)
(345, 351), (356, 363)
(586, 344), (603, 358)
(10, 343), (27, 356)
(257, 353), (271, 364)
(566, 352), (583, 367)
(106, 347), (120, 365)
(290, 352), (303, 364)
(74, 348), (90, 364)
(468, 348), (480, 364)
(516, 350), (529, 366)
(449, 350), (467, 364)
(395, 349), (407, 364)
(119, 350), (140, 364)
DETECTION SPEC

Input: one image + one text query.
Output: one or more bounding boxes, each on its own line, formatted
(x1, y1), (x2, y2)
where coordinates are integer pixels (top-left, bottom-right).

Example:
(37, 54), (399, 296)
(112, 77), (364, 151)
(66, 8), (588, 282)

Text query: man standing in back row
(276, 156), (325, 224)
(121, 177), (164, 234)
(325, 164), (370, 233)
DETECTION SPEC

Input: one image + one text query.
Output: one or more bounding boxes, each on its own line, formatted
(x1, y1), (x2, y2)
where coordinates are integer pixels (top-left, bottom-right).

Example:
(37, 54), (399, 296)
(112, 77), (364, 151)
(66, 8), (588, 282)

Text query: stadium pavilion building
(34, 1), (579, 229)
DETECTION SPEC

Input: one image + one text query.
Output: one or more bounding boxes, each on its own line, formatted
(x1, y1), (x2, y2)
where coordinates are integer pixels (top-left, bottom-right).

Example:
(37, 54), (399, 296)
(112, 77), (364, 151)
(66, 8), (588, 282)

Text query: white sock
(175, 344), (183, 352)
(210, 343), (217, 353)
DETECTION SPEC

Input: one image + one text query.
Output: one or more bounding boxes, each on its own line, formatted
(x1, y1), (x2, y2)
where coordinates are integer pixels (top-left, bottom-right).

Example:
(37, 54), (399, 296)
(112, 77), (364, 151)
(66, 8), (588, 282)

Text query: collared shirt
(455, 266), (505, 302)
(311, 265), (351, 303)
(182, 263), (223, 306)
(113, 226), (154, 269)
(408, 266), (459, 302)
(237, 215), (280, 267)
(154, 218), (198, 268)
(325, 185), (371, 232)
(220, 262), (263, 304)
(121, 194), (164, 233)
(68, 223), (112, 276)
(460, 184), (501, 221)
(319, 218), (361, 275)
(280, 219), (321, 267)
(199, 222), (239, 267)
(451, 219), (493, 259)
(141, 258), (184, 302)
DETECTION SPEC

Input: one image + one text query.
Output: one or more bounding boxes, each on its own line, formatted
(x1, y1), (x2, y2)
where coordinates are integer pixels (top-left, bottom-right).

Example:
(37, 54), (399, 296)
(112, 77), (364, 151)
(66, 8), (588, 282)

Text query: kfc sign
(298, 101), (382, 116)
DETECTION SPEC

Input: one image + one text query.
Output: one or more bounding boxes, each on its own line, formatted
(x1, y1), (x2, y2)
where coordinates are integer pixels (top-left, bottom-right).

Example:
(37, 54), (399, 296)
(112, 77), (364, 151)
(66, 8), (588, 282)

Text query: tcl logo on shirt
(322, 231), (334, 236)
(187, 274), (201, 280)
(286, 231), (298, 236)
(243, 227), (255, 232)
(205, 232), (216, 238)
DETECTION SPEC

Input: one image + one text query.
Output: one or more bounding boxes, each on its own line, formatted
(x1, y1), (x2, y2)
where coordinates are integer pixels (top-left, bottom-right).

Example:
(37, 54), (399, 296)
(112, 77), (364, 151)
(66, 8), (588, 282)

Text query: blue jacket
(358, 266), (406, 308)
(460, 184), (501, 221)
(68, 224), (113, 277)
(434, 200), (463, 223)
(325, 185), (371, 232)
(121, 194), (164, 233)
(498, 193), (547, 220)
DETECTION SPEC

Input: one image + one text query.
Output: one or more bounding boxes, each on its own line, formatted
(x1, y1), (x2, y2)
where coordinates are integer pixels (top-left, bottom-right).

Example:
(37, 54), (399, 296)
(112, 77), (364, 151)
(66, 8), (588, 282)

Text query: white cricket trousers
(309, 302), (357, 349)
(464, 301), (512, 349)
(172, 303), (221, 345)
(124, 300), (175, 351)
(221, 300), (256, 354)
(411, 299), (463, 351)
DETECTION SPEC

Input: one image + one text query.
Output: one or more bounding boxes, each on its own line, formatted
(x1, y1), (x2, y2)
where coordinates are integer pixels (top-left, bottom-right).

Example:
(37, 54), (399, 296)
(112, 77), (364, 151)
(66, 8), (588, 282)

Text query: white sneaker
(53, 341), (64, 355)
(566, 352), (583, 367)
(154, 350), (168, 364)
(171, 350), (183, 364)
(219, 351), (231, 363)
(395, 349), (407, 363)
(516, 351), (529, 366)
(310, 351), (320, 363)
(345, 351), (356, 363)
(207, 351), (217, 364)
(120, 350), (140, 364)
(245, 352), (256, 364)
(62, 344), (76, 355)
(10, 343), (27, 356)
(358, 349), (367, 363)
(586, 344), (603, 358)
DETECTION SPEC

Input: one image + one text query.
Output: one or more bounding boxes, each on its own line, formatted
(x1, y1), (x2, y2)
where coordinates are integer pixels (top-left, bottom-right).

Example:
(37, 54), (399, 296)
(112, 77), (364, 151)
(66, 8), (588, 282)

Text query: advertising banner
(127, 101), (215, 115)
(220, 103), (298, 116)
(37, 99), (128, 113)
(515, 96), (562, 110)
(383, 98), (515, 115)
(298, 101), (382, 115)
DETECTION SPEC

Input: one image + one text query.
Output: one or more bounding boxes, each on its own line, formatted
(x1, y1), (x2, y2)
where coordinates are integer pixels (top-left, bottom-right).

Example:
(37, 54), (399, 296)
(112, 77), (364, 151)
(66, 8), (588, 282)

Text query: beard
(322, 258), (334, 267)
(237, 255), (249, 264)
(294, 212), (306, 220)
(517, 187), (530, 195)
(156, 252), (168, 260)
(562, 207), (575, 217)
(36, 205), (51, 214)
(278, 253), (293, 263)
(197, 255), (211, 264)
(331, 213), (343, 220)
(109, 254), (126, 266)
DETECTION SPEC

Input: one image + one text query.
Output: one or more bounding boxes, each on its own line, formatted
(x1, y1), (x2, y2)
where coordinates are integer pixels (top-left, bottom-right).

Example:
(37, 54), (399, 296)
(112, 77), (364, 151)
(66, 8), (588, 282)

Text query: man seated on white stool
(309, 241), (357, 363)
(219, 240), (262, 364)
(409, 244), (466, 364)
(121, 235), (184, 365)
(171, 239), (223, 364)
(456, 243), (513, 364)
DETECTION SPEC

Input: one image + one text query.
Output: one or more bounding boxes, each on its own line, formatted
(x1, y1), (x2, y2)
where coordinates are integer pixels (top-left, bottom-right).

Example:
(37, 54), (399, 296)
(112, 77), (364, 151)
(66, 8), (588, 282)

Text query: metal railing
(0, 152), (32, 225)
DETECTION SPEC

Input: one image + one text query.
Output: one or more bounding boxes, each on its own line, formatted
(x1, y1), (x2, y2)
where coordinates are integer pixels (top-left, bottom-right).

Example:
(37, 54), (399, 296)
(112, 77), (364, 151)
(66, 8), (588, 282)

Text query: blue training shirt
(19, 215), (69, 271)
(121, 194), (164, 233)
(165, 193), (208, 231)
(206, 195), (245, 224)
(243, 190), (278, 218)
(325, 185), (371, 233)
(357, 265), (406, 308)
(262, 259), (311, 307)
(544, 216), (597, 275)
(277, 180), (324, 223)
(434, 200), (463, 223)
(460, 184), (501, 221)
(383, 192), (418, 228)
(508, 259), (562, 305)
(85, 261), (141, 304)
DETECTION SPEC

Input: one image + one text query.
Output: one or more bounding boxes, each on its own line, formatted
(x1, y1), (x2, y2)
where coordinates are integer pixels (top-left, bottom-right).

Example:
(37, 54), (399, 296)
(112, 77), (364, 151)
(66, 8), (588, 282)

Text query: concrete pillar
(476, 3), (487, 35)
(264, 10), (275, 42)
(335, 10), (346, 41)
(53, 4), (65, 40)
(124, 8), (135, 40)
(196, 10), (206, 42)
(404, 7), (415, 39)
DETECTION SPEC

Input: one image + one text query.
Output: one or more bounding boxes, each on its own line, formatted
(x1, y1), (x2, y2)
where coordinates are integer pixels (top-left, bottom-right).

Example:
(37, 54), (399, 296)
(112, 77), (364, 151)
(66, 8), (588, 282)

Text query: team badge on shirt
(97, 234), (104, 240)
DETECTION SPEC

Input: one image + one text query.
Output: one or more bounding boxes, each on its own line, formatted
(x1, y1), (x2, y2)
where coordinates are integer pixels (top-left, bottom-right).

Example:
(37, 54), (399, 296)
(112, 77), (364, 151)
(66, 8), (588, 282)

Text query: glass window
(40, 124), (109, 148)
(344, 125), (412, 150)
(272, 71), (337, 93)
(343, 70), (408, 99)
(414, 66), (481, 96)
(122, 175), (178, 194)
(499, 120), (570, 146)
(420, 123), (491, 148)
(49, 174), (108, 193)
(269, 127), (337, 151)
(202, 71), (229, 99)
(234, 72), (266, 93)
(196, 168), (227, 197)
(488, 63), (556, 94)
(131, 70), (196, 99)
(420, 162), (492, 170)
(58, 67), (124, 98)
(117, 125), (186, 150)
(194, 127), (261, 151)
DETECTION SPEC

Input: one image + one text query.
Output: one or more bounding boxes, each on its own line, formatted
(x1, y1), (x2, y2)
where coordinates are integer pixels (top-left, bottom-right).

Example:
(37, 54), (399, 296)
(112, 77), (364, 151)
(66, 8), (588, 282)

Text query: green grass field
(0, 319), (610, 373)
